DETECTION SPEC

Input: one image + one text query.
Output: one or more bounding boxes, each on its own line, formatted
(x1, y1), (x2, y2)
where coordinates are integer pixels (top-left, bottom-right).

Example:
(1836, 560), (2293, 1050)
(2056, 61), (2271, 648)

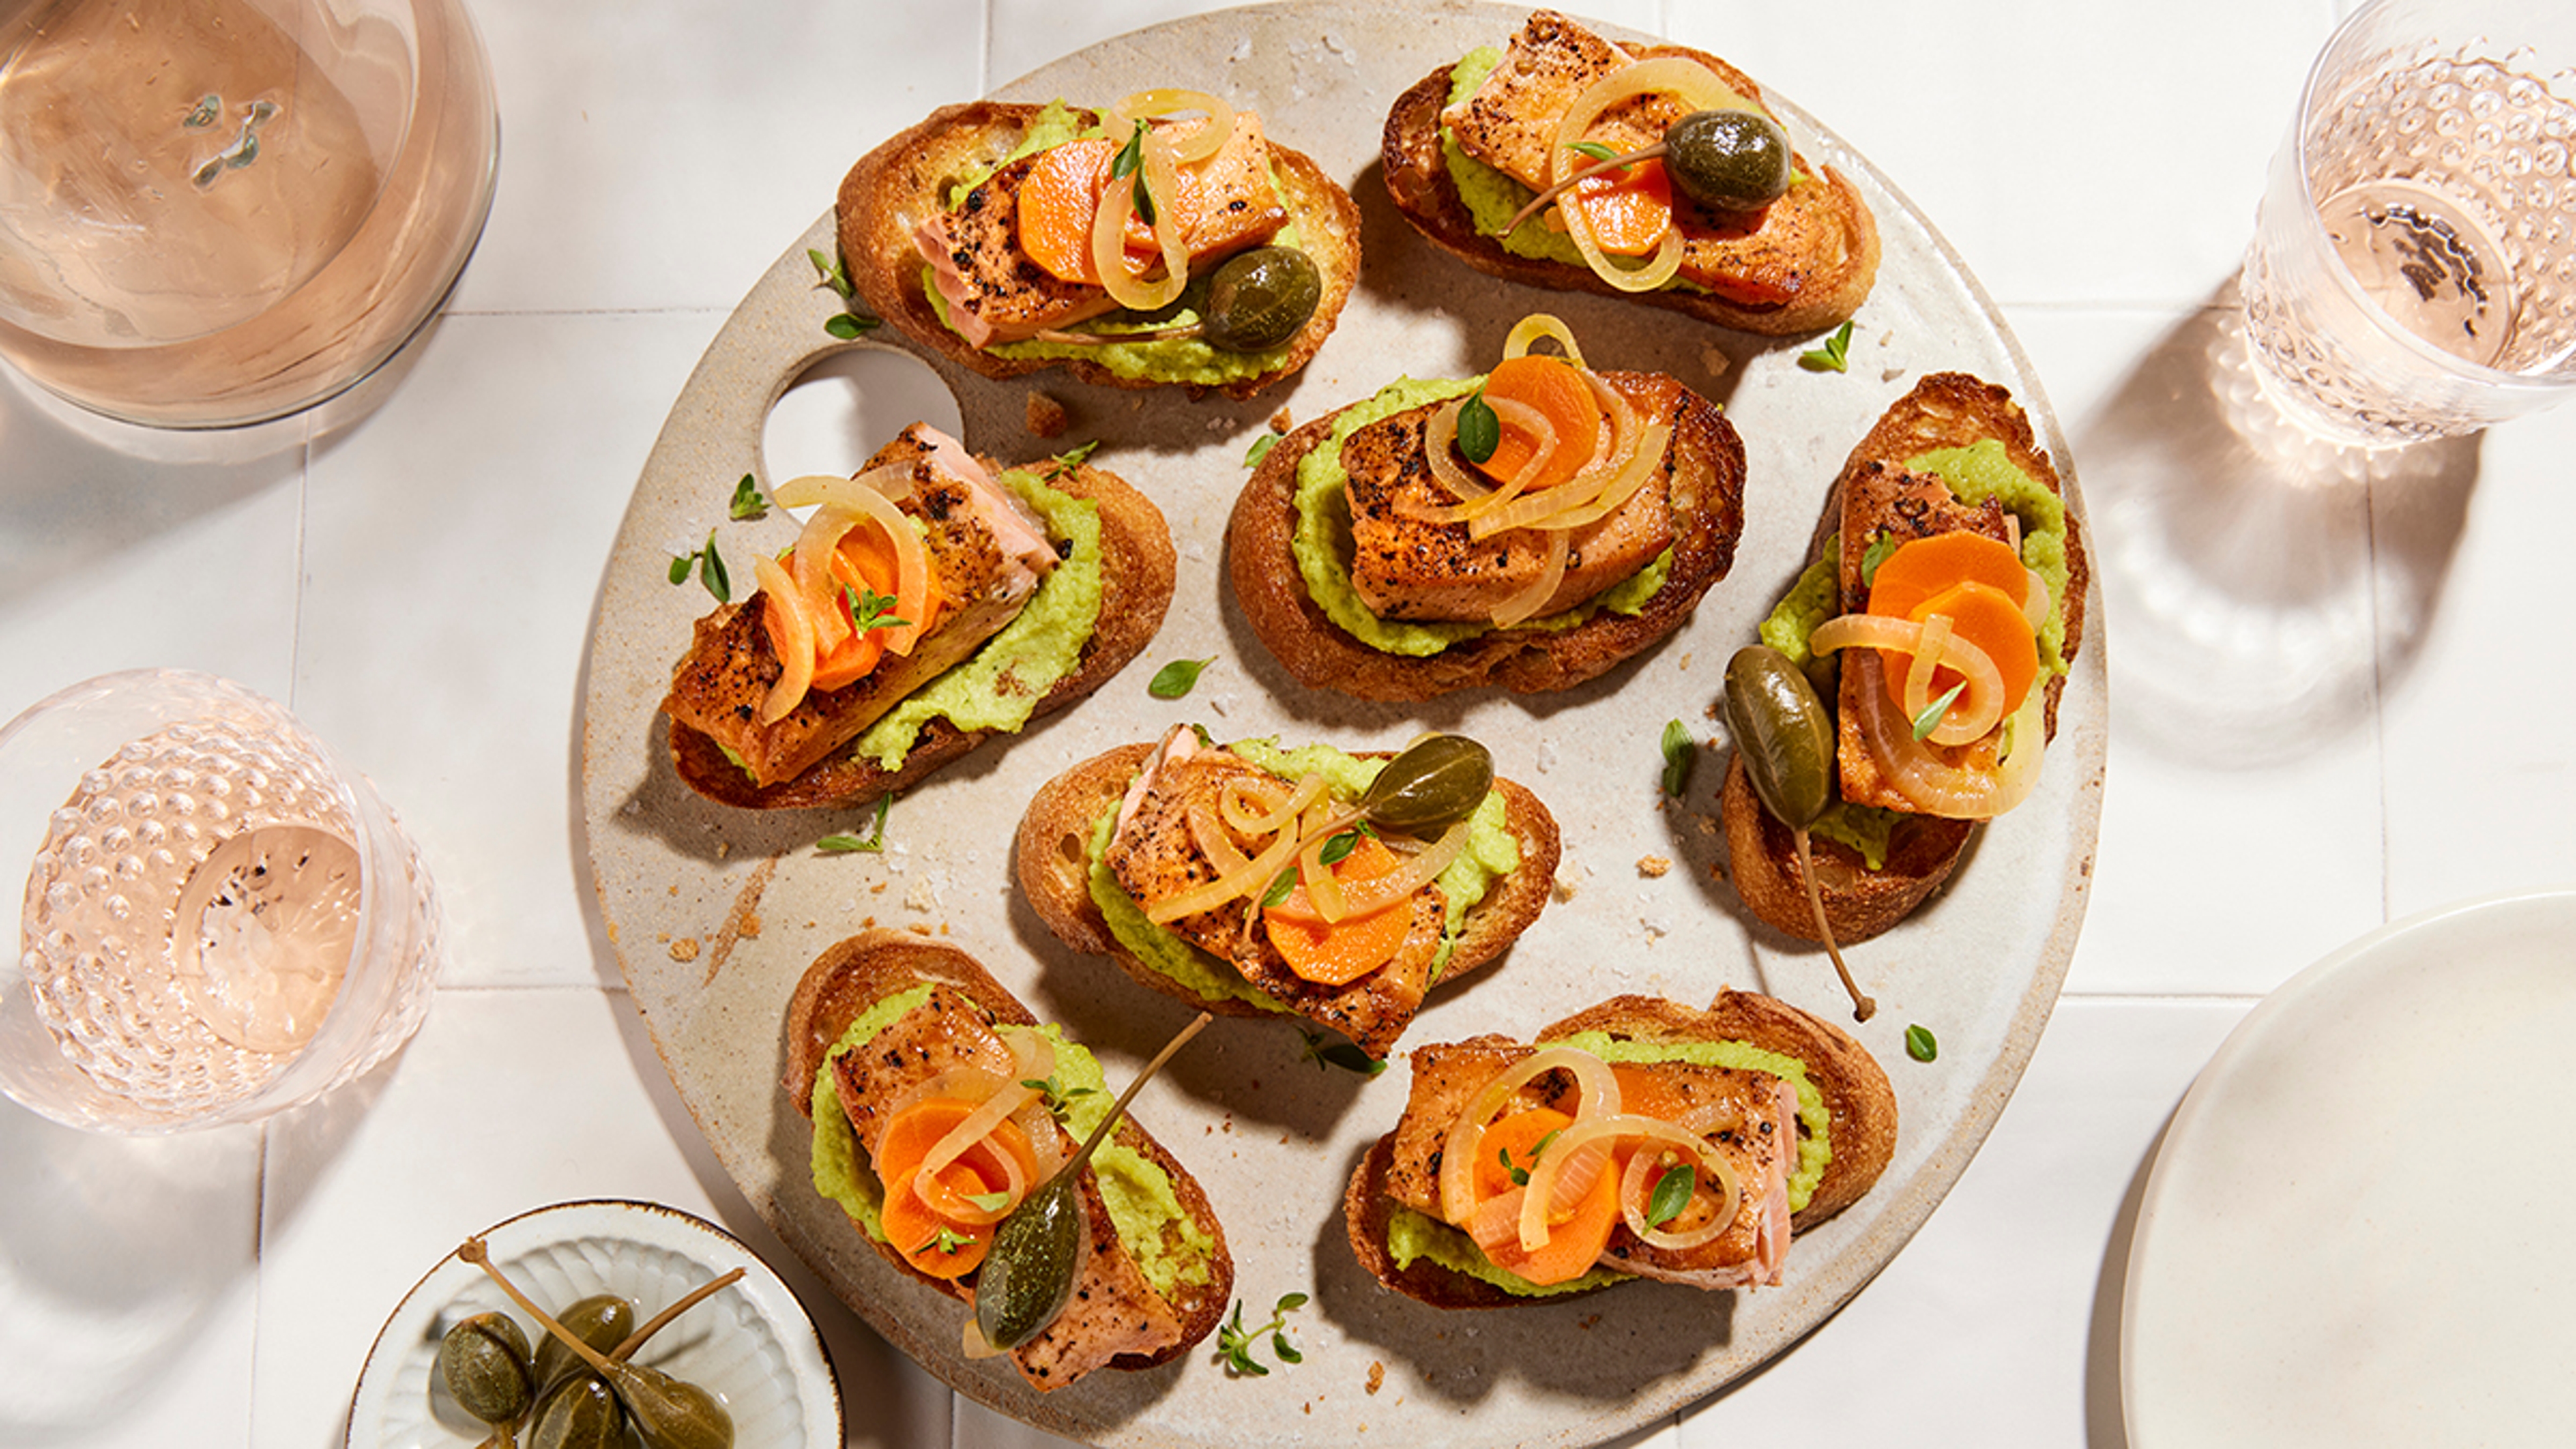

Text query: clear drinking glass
(0, 670), (441, 1132)
(0, 0), (498, 429)
(2239, 0), (2576, 446)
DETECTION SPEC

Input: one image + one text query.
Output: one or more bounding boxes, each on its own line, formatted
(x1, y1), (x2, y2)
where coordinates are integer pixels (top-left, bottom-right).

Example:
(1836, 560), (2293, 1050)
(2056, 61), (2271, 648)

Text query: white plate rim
(2120, 884), (2576, 1448)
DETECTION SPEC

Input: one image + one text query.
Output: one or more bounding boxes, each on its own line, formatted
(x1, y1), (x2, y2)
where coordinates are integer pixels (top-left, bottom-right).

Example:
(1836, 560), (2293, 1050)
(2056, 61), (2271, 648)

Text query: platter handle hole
(762, 346), (963, 481)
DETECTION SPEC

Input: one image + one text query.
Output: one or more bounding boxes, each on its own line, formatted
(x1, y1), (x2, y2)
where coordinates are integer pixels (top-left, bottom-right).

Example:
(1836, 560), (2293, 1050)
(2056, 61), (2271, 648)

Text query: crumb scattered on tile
(1637, 855), (1670, 878)
(908, 921), (934, 936)
(1366, 1362), (1385, 1395)
(668, 938), (701, 962)
(1269, 407), (1293, 433)
(1024, 390), (1069, 438)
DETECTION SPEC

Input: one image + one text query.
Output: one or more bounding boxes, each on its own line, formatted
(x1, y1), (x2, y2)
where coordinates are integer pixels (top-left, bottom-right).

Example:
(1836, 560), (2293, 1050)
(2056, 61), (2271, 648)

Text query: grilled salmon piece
(823, 981), (1187, 1388)
(660, 425), (1057, 788)
(1343, 372), (1684, 624)
(1831, 460), (2018, 812)
(1102, 731), (1446, 1059)
(1443, 9), (1678, 193)
(1380, 1036), (1798, 1289)
(914, 111), (1289, 348)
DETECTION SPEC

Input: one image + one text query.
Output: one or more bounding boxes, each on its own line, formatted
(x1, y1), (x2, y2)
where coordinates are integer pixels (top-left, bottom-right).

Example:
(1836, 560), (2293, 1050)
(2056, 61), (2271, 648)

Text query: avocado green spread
(1289, 378), (1676, 657)
(1752, 438), (2074, 868)
(1083, 736), (1523, 1018)
(808, 992), (1217, 1299)
(921, 99), (1308, 388)
(1383, 1032), (1831, 1295)
(851, 467), (1101, 772)
(1438, 50), (1708, 292)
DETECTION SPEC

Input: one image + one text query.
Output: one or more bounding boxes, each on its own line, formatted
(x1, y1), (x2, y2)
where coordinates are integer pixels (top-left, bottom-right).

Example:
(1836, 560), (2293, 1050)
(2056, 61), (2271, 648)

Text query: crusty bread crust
(1226, 374), (1743, 702)
(1013, 741), (1562, 1030)
(837, 100), (1361, 401)
(781, 930), (1232, 1371)
(1380, 54), (1878, 338)
(669, 457), (1176, 810)
(1343, 989), (1898, 1308)
(1722, 372), (2086, 945)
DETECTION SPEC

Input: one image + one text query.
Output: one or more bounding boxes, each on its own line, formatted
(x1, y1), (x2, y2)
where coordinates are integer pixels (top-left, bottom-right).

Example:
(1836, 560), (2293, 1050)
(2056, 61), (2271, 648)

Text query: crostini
(1228, 313), (1743, 700)
(1015, 727), (1560, 1059)
(1381, 10), (1877, 337)
(840, 89), (1360, 398)
(661, 423), (1176, 810)
(1344, 989), (1896, 1308)
(1721, 373), (2089, 945)
(784, 931), (1232, 1391)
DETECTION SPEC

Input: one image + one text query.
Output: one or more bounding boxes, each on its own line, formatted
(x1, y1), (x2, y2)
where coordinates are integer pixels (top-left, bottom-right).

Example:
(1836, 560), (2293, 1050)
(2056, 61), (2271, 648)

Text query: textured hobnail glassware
(2239, 0), (2576, 445)
(0, 670), (440, 1132)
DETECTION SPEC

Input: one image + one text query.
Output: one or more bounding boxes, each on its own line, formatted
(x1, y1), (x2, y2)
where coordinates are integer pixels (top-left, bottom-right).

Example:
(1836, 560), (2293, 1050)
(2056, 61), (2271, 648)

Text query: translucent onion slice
(1222, 771), (1326, 837)
(2021, 567), (2053, 631)
(999, 1028), (1068, 1177)
(1438, 1046), (1622, 1226)
(879, 1066), (1012, 1132)
(1811, 612), (2006, 746)
(755, 553), (816, 724)
(1617, 1130), (1743, 1252)
(1503, 313), (1590, 370)
(773, 473), (932, 655)
(1550, 58), (1761, 182)
(1489, 531), (1571, 629)
(1560, 196), (1685, 292)
(1089, 120), (1189, 313)
(1295, 828), (1350, 924)
(775, 465), (916, 509)
(1461, 372), (1638, 537)
(908, 1131), (1032, 1226)
(1148, 810), (1303, 924)
(1843, 651), (2048, 818)
(1261, 816), (1470, 924)
(914, 1079), (1044, 1218)
(1112, 89), (1236, 164)
(1513, 423), (1670, 535)
(790, 504), (865, 654)
(1516, 1124), (1615, 1250)
(1186, 798), (1251, 879)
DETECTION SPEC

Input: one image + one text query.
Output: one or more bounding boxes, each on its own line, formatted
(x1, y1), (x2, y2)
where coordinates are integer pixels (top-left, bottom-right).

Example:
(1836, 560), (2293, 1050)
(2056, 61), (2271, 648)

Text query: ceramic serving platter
(578, 4), (2106, 1444)
(346, 1199), (842, 1447)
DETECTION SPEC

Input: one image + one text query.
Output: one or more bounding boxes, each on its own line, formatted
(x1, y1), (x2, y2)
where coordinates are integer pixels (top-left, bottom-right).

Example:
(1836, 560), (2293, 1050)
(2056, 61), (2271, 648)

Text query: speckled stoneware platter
(578, 4), (2107, 1446)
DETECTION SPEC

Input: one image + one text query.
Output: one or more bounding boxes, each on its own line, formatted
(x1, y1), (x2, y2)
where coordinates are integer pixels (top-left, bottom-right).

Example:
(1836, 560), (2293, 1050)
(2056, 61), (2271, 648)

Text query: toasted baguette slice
(1227, 374), (1743, 701)
(782, 930), (1232, 1384)
(1380, 16), (1878, 338)
(839, 99), (1361, 400)
(668, 453), (1176, 810)
(1344, 989), (1898, 1309)
(1014, 740), (1560, 1053)
(1723, 372), (2087, 945)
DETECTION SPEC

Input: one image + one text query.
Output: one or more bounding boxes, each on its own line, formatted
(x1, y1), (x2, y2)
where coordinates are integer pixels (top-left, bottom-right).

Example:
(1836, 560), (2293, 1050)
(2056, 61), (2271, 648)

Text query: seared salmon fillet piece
(914, 112), (1289, 348)
(1342, 372), (1684, 623)
(1831, 460), (2019, 812)
(1383, 1036), (1796, 1289)
(1103, 731), (1446, 1058)
(660, 425), (1057, 788)
(826, 986), (1186, 1388)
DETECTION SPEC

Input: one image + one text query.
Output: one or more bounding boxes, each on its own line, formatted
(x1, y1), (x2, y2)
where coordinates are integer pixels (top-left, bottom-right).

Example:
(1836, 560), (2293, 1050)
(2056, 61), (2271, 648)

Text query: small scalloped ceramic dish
(345, 1198), (841, 1447)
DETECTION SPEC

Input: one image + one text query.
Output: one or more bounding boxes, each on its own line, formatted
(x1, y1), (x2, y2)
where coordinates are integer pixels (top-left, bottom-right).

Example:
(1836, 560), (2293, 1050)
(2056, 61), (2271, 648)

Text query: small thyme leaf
(1859, 529), (1901, 588)
(1317, 828), (1362, 865)
(849, 585), (909, 635)
(1112, 121), (1146, 180)
(1660, 718), (1697, 797)
(966, 1189), (1013, 1214)
(817, 794), (892, 853)
(824, 312), (880, 340)
(1244, 432), (1281, 468)
(1456, 386), (1501, 464)
(1298, 1029), (1387, 1075)
(696, 532), (730, 602)
(914, 1226), (975, 1256)
(1148, 658), (1212, 699)
(729, 473), (769, 521)
(1799, 319), (1856, 373)
(667, 553), (693, 586)
(1567, 140), (1621, 164)
(807, 246), (854, 299)
(1216, 1293), (1309, 1376)
(1644, 1162), (1696, 1230)
(1133, 169), (1157, 227)
(1911, 681), (1967, 740)
(1044, 439), (1102, 480)
(1259, 869), (1297, 909)
(1906, 1024), (1939, 1062)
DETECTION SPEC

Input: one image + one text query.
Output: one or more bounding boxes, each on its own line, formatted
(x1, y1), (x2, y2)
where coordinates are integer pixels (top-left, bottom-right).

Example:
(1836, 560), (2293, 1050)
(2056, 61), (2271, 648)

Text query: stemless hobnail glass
(2239, 0), (2576, 445)
(0, 670), (441, 1132)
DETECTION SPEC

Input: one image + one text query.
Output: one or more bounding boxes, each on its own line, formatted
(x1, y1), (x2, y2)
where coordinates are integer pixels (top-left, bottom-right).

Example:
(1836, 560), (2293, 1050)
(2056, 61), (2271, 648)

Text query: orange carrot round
(1472, 1106), (1577, 1200)
(1263, 835), (1414, 985)
(1865, 532), (2039, 721)
(1865, 531), (2027, 621)
(1471, 1105), (1622, 1287)
(1562, 155), (1673, 258)
(881, 1163), (994, 1279)
(1895, 580), (2039, 717)
(1478, 354), (1603, 491)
